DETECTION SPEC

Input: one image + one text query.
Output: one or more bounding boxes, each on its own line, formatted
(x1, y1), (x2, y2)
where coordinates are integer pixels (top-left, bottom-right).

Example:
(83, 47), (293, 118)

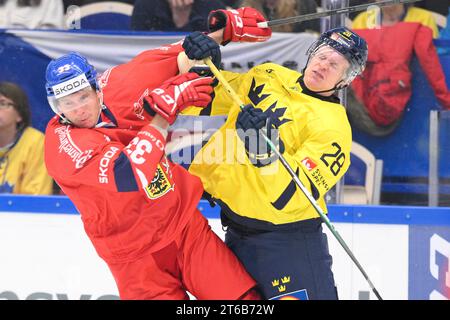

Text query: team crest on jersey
(271, 275), (291, 293)
(144, 163), (174, 199)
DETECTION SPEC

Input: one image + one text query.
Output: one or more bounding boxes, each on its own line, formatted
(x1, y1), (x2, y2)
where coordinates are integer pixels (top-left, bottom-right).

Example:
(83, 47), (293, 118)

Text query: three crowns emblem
(272, 276), (291, 293)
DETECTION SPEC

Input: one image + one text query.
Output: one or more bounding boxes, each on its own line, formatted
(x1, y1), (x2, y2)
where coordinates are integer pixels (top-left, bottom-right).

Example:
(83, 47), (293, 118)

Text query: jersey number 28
(320, 142), (345, 176)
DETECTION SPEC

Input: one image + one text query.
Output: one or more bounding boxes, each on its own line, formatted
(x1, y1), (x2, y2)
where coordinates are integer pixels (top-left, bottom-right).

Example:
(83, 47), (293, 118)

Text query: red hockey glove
(146, 73), (213, 124)
(208, 7), (272, 45)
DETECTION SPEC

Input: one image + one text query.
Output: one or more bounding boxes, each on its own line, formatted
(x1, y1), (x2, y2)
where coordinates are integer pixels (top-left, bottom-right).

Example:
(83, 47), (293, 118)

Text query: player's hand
(183, 31), (221, 72)
(208, 7), (272, 45)
(235, 105), (284, 167)
(147, 73), (213, 124)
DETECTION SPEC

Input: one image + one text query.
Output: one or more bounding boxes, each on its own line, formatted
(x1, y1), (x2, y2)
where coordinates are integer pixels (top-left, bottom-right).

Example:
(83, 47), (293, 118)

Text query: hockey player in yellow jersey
(188, 62), (354, 225)
(180, 11), (368, 300)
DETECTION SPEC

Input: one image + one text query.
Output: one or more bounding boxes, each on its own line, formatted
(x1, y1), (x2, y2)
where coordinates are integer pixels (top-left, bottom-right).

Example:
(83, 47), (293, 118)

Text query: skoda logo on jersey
(52, 74), (91, 99)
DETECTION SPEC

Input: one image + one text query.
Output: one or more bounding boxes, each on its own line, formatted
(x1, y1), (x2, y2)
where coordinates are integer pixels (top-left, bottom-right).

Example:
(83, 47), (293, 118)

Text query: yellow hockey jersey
(186, 63), (352, 227)
(0, 127), (53, 195)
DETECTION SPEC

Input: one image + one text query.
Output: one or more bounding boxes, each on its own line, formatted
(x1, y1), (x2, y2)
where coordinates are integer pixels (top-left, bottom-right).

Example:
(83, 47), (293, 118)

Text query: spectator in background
(346, 0), (450, 20)
(63, 0), (135, 11)
(352, 1), (439, 38)
(223, 0), (239, 8)
(415, 0), (449, 17)
(348, 0), (449, 22)
(0, 82), (53, 194)
(347, 0), (371, 20)
(347, 1), (450, 136)
(131, 0), (227, 32)
(240, 0), (320, 33)
(0, 0), (64, 29)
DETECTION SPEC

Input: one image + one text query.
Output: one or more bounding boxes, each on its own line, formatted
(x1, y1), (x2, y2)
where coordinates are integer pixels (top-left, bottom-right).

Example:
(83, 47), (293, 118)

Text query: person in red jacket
(348, 11), (450, 136)
(43, 8), (271, 300)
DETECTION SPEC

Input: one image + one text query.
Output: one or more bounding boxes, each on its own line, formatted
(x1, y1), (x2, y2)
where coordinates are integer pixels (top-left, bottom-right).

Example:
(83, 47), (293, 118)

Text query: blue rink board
(1, 195), (449, 226)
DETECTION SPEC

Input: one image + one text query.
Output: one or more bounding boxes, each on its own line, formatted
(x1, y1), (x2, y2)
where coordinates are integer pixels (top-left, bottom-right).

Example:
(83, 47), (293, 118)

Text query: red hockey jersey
(45, 42), (204, 264)
(352, 22), (450, 126)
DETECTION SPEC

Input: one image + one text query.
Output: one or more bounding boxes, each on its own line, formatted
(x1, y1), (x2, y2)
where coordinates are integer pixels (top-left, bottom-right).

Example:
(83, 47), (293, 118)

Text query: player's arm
(46, 122), (166, 194)
(112, 72), (213, 192)
(50, 115), (177, 195)
(265, 129), (350, 214)
(48, 73), (213, 193)
(261, 129), (351, 209)
(178, 8), (271, 115)
(128, 5), (269, 76)
(178, 31), (237, 116)
(182, 70), (246, 116)
(207, 7), (272, 45)
(177, 7), (271, 73)
(180, 6), (272, 62)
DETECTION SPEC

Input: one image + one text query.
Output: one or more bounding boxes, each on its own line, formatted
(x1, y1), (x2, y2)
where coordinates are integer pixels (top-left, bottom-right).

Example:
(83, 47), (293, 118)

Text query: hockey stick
(203, 57), (383, 300)
(257, 0), (421, 28)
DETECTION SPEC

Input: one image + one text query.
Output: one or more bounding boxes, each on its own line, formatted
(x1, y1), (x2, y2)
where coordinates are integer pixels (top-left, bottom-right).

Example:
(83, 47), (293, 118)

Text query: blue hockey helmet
(306, 27), (368, 87)
(45, 52), (99, 115)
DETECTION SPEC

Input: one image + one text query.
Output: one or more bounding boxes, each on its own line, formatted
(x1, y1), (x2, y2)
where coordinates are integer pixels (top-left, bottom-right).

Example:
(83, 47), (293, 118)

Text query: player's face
(57, 87), (101, 128)
(303, 46), (350, 95)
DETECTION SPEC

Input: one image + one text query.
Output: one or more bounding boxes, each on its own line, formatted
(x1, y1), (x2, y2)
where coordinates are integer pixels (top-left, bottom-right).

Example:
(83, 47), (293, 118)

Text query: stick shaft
(203, 57), (383, 300)
(257, 0), (421, 27)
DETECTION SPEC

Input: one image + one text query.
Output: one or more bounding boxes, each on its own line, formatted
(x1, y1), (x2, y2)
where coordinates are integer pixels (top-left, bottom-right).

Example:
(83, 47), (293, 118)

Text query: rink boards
(0, 195), (448, 300)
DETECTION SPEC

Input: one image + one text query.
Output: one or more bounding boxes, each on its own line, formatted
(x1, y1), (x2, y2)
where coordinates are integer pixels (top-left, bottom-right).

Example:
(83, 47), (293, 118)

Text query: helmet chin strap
(94, 90), (104, 124)
(56, 111), (72, 125)
(304, 79), (347, 95)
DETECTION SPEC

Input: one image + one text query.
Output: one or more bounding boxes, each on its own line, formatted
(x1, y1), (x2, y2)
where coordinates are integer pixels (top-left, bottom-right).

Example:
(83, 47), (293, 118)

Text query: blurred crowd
(0, 0), (447, 33)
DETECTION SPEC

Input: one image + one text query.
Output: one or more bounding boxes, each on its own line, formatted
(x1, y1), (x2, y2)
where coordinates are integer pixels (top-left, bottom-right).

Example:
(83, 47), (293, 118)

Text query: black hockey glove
(182, 31), (221, 76)
(236, 104), (284, 167)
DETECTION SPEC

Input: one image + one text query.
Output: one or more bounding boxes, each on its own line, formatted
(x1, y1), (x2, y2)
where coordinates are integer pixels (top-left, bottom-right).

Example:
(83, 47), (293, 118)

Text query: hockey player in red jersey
(43, 8), (271, 300)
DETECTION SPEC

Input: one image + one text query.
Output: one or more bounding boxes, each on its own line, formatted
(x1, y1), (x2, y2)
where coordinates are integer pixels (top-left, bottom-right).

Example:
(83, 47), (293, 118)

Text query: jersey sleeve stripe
(114, 152), (139, 192)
